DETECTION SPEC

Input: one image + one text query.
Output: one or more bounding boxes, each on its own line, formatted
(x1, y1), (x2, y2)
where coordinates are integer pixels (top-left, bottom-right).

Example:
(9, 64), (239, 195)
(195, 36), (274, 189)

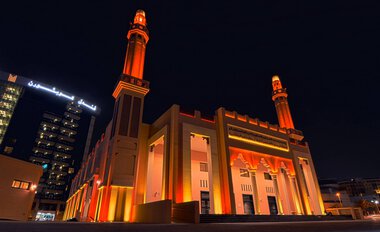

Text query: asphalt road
(1, 220), (380, 232)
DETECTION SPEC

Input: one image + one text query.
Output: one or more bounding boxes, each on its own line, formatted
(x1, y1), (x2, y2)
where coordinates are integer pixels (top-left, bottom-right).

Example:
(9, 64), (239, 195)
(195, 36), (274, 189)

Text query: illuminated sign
(228, 124), (289, 152)
(35, 211), (55, 221)
(28, 81), (97, 112)
(78, 99), (96, 111)
(28, 81), (74, 100)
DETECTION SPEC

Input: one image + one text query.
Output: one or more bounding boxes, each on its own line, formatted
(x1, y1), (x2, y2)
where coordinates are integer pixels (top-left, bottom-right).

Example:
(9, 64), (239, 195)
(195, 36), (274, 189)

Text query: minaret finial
(134, 10), (147, 26)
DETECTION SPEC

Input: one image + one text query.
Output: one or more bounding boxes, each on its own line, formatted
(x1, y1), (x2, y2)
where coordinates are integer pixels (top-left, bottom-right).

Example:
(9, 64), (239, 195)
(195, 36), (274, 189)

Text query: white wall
(190, 135), (211, 213)
(231, 159), (254, 214)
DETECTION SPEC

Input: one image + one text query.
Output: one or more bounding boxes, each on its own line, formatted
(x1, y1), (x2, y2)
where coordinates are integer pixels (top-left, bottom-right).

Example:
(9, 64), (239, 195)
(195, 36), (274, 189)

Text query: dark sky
(1, 1), (379, 179)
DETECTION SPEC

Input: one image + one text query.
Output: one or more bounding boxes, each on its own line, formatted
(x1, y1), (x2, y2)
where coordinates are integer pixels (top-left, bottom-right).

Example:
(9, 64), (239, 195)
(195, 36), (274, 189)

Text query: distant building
(64, 10), (325, 223)
(339, 178), (380, 204)
(319, 179), (352, 209)
(0, 71), (99, 220)
(0, 155), (42, 220)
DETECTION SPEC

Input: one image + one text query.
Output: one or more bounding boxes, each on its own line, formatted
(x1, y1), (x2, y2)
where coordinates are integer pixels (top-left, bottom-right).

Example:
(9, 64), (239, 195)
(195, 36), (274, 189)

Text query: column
(290, 176), (303, 215)
(271, 174), (284, 215)
(249, 169), (260, 215)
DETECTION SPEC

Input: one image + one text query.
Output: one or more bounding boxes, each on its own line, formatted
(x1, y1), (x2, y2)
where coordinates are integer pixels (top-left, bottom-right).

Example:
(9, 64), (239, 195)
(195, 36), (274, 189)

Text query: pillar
(249, 169), (260, 215)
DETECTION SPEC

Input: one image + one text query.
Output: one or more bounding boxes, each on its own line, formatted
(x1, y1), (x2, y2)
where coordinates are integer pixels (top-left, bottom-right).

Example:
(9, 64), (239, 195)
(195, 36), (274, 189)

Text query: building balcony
(35, 138), (56, 147)
(40, 121), (59, 131)
(43, 113), (62, 123)
(49, 170), (67, 176)
(62, 119), (78, 128)
(64, 112), (80, 121)
(51, 160), (69, 167)
(29, 156), (50, 164)
(38, 130), (58, 139)
(55, 143), (73, 151)
(66, 104), (82, 114)
(59, 127), (77, 136)
(57, 135), (75, 143)
(46, 179), (66, 186)
(32, 147), (53, 155)
(43, 189), (64, 195)
(53, 152), (71, 159)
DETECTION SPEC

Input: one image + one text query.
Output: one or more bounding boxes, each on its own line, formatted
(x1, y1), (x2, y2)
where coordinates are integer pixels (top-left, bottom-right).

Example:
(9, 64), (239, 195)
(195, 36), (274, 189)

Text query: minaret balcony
(120, 74), (149, 88)
(272, 88), (288, 100)
(113, 74), (150, 98)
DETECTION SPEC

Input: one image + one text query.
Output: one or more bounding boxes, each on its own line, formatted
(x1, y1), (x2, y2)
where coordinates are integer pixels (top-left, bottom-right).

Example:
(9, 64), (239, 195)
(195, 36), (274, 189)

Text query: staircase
(200, 214), (352, 223)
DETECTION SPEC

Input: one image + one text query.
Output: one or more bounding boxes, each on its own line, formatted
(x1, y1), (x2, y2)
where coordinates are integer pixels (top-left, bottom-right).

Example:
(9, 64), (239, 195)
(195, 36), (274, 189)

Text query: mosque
(63, 10), (325, 222)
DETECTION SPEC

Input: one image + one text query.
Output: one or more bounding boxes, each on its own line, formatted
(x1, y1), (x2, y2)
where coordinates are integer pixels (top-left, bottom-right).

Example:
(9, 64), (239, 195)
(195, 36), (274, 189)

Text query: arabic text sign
(28, 81), (97, 111)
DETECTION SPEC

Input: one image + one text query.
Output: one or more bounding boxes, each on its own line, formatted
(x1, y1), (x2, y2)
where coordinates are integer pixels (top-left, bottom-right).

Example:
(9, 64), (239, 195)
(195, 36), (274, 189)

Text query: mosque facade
(63, 10), (325, 222)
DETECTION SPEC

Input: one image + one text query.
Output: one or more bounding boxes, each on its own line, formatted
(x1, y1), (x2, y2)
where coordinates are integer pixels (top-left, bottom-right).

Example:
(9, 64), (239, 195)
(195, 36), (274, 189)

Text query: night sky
(1, 1), (379, 179)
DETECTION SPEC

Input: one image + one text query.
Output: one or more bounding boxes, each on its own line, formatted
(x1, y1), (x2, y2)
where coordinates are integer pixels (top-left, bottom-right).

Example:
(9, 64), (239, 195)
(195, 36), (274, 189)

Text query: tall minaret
(122, 10), (149, 79)
(107, 10), (150, 222)
(272, 75), (295, 129)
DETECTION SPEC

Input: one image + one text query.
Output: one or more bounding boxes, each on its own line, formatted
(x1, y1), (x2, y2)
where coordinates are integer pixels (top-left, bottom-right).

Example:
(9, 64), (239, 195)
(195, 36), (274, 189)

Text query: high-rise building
(0, 74), (23, 145)
(0, 71), (99, 220)
(64, 10), (325, 223)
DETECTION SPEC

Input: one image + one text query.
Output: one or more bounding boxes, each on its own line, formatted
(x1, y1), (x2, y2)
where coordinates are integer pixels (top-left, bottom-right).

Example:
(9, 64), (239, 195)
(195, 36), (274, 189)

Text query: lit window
(20, 182), (30, 190)
(240, 169), (250, 178)
(200, 162), (208, 172)
(12, 180), (31, 190)
(12, 180), (21, 188)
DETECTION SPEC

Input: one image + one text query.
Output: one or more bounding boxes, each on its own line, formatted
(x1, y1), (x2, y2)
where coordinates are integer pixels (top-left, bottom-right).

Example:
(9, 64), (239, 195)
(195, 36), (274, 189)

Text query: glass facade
(0, 81), (23, 145)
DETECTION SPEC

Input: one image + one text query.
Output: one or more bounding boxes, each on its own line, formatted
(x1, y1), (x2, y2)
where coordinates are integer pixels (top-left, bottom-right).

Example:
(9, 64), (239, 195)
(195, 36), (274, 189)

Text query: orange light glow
(133, 10), (147, 26)
(201, 118), (215, 123)
(229, 147), (295, 175)
(272, 75), (295, 129)
(228, 134), (289, 152)
(225, 111), (235, 118)
(123, 10), (149, 79)
(179, 112), (195, 118)
(237, 115), (247, 122)
(112, 81), (149, 98)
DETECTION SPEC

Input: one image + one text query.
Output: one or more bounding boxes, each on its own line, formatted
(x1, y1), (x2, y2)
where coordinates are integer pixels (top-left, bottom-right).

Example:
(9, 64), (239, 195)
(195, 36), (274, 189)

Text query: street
(1, 220), (380, 232)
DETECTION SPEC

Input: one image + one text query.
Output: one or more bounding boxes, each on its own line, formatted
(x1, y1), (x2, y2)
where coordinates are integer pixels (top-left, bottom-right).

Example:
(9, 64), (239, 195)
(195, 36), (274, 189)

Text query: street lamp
(336, 192), (343, 208)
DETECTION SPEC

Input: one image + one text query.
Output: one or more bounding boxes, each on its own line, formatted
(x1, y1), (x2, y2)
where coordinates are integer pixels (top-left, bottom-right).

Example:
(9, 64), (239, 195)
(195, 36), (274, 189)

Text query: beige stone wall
(0, 155), (42, 220)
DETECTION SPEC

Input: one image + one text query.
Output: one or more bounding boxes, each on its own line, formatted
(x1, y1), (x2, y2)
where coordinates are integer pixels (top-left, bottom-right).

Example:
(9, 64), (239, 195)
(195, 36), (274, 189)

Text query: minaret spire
(271, 75), (295, 129)
(122, 9), (149, 79)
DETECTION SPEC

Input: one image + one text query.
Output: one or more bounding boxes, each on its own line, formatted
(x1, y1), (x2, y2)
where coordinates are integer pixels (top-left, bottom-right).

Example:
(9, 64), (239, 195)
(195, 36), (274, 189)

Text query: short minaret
(271, 75), (295, 129)
(107, 10), (150, 222)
